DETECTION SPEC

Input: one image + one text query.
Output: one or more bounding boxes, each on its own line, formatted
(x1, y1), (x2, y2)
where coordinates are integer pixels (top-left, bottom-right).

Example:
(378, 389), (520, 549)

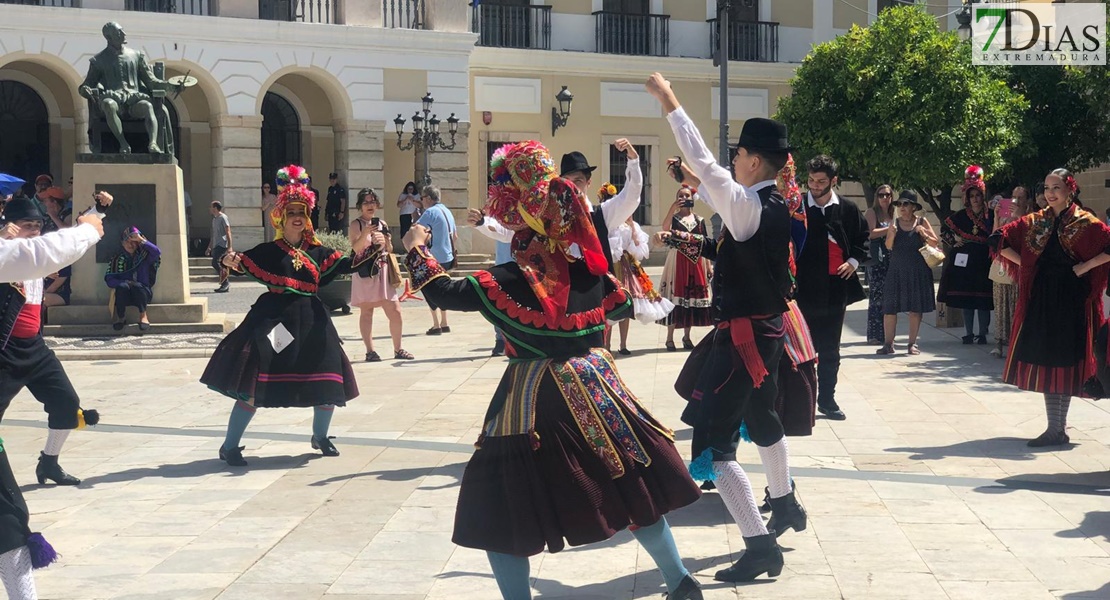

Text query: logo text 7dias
(972, 2), (1105, 66)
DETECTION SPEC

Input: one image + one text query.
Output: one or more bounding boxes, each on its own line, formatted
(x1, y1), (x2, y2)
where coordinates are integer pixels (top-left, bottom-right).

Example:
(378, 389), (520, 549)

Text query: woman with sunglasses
(878, 191), (938, 355)
(865, 185), (895, 344)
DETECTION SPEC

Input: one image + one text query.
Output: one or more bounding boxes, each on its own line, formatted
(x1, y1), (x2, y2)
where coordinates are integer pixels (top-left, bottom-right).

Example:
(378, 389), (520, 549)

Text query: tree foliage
(776, 6), (1027, 218)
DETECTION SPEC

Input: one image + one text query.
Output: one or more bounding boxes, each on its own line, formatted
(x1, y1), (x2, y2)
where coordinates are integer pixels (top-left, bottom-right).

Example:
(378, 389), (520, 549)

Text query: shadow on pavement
(309, 460), (466, 487)
(974, 471), (1110, 497)
(38, 453), (314, 490)
(885, 436), (1071, 461)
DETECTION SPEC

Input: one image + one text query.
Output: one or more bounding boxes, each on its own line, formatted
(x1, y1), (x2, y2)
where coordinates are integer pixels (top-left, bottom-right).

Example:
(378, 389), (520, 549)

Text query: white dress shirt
(595, 158), (642, 234)
(474, 215), (515, 244)
(807, 191), (859, 270)
(0, 224), (100, 283)
(665, 106), (766, 242)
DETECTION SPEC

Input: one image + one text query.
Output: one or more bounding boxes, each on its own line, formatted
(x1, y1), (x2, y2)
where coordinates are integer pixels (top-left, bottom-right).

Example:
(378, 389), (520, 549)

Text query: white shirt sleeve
(476, 215), (515, 243)
(0, 223), (100, 282)
(666, 106), (763, 242)
(599, 158), (642, 233)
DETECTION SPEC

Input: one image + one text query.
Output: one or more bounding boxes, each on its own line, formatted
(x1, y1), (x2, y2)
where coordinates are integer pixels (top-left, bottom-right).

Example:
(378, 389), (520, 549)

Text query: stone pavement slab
(1, 293), (1107, 599)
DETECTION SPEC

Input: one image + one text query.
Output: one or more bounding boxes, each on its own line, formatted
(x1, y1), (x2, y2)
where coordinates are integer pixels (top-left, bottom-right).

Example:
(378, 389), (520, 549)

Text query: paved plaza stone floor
(10, 283), (1110, 599)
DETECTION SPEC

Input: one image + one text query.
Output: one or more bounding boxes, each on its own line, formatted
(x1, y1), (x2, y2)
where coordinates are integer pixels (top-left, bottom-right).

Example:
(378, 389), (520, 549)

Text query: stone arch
(0, 57), (83, 183)
(255, 66), (353, 125)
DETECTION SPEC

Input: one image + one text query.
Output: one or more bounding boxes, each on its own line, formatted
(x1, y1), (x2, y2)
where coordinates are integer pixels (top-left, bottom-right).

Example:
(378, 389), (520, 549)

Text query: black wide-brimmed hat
(0, 197), (43, 223)
(559, 151), (598, 178)
(736, 117), (792, 152)
(894, 190), (923, 211)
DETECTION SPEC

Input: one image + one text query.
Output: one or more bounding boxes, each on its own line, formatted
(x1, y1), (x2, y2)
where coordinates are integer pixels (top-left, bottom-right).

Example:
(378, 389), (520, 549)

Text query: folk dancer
(201, 166), (385, 466)
(404, 141), (703, 600)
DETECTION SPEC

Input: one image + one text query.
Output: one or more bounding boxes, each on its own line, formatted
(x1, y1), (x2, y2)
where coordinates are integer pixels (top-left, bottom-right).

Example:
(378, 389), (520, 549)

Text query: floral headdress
(485, 141), (609, 326)
(271, 164), (320, 245)
(776, 154), (807, 276)
(962, 165), (986, 195)
(597, 183), (617, 203)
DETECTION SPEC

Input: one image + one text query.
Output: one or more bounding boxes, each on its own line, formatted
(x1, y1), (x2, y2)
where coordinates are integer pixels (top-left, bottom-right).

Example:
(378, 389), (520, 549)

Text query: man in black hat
(325, 172), (347, 234)
(0, 197), (101, 488)
(558, 139), (642, 269)
(793, 155), (867, 421)
(647, 71), (803, 584)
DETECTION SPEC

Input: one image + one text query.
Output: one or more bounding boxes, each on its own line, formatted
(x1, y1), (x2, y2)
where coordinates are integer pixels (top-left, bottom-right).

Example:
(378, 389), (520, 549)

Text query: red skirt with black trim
(201, 291), (358, 407)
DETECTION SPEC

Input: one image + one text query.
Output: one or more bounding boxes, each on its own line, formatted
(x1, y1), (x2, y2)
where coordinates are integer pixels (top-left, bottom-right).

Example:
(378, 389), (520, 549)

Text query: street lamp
(394, 92), (459, 185)
(551, 86), (574, 136)
(956, 0), (977, 42)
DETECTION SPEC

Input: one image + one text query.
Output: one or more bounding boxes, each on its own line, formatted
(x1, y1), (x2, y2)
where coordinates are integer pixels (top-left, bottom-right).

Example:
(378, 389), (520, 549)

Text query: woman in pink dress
(349, 189), (414, 362)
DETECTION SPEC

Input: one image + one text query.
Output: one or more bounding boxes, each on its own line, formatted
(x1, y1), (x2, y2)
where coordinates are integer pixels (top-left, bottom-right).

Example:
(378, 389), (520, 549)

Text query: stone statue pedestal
(46, 157), (229, 336)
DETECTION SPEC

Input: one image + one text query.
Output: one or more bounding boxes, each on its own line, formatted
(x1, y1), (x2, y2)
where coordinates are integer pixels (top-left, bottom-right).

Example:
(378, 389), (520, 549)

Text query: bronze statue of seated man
(79, 22), (180, 155)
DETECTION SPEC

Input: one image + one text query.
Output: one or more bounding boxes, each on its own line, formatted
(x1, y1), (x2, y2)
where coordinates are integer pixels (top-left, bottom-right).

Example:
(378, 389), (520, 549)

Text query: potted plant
(314, 230), (353, 314)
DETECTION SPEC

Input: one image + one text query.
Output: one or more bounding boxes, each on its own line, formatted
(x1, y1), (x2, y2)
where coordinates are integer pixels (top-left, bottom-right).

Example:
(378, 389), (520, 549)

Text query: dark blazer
(794, 195), (869, 311)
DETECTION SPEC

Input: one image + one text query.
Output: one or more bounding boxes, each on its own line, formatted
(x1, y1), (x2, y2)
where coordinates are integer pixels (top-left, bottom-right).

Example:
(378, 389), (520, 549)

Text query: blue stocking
(222, 401), (255, 451)
(486, 551), (531, 600)
(630, 517), (689, 593)
(312, 405), (334, 441)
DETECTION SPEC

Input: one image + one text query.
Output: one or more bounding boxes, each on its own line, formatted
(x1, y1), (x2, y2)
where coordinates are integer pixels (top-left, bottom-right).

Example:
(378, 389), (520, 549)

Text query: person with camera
(350, 188), (412, 362)
(403, 140), (703, 600)
(202, 165), (385, 467)
(656, 180), (713, 351)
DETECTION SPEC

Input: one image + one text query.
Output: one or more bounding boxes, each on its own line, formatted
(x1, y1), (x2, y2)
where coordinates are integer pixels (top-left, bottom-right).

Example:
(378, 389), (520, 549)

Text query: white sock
(712, 460), (769, 538)
(757, 439), (792, 499)
(43, 429), (70, 456)
(0, 547), (37, 600)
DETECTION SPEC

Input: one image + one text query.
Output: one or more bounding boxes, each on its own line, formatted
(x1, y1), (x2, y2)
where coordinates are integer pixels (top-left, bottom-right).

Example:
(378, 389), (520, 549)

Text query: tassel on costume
(26, 533), (57, 569)
(77, 409), (100, 429)
(727, 318), (770, 388)
(688, 448), (716, 481)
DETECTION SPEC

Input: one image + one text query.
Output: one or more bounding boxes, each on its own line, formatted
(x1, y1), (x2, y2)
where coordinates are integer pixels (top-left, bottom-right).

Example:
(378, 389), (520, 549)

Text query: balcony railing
(259, 0), (333, 23)
(471, 2), (551, 50)
(383, 0), (426, 29)
(593, 11), (669, 57)
(708, 18), (779, 63)
(0, 0), (76, 6)
(125, 0), (210, 15)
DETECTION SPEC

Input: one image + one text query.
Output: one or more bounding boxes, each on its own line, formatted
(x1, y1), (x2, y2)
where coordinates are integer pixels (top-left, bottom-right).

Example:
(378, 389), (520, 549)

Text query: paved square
(8, 289), (1110, 599)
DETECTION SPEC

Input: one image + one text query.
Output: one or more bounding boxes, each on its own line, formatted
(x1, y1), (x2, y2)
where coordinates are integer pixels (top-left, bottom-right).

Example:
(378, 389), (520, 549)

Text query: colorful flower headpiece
(962, 165), (986, 194)
(277, 164), (311, 193)
(597, 183), (618, 202)
(271, 165), (320, 244)
(776, 154), (801, 211)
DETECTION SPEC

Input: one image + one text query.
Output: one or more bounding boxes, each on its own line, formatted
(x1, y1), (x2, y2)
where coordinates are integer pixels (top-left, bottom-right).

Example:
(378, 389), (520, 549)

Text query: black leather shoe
(759, 487), (772, 513)
(1027, 430), (1070, 447)
(975, 335), (988, 345)
(667, 574), (703, 599)
(767, 490), (807, 537)
(818, 406), (847, 420)
(962, 334), (975, 344)
(36, 452), (80, 486)
(700, 480), (716, 491)
(219, 445), (248, 467)
(714, 533), (784, 582)
(311, 435), (340, 457)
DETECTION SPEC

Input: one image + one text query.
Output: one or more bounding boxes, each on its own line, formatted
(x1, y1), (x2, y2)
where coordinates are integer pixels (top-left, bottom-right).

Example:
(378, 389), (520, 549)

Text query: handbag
(988, 257), (1014, 285)
(919, 244), (946, 268)
(386, 252), (403, 288)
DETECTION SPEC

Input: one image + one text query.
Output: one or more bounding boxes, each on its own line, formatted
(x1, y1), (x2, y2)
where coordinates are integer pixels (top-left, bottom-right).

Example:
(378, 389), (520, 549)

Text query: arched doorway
(260, 91), (301, 188)
(0, 80), (49, 186)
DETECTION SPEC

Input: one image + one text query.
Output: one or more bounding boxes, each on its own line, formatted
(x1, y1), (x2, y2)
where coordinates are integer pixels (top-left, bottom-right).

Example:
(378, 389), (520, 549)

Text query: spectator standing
(878, 191), (938, 355)
(937, 166), (994, 344)
(105, 226), (161, 332)
(397, 181), (420, 239)
(349, 189), (413, 362)
(326, 172), (348, 234)
(207, 201), (232, 293)
(415, 184), (456, 334)
(989, 187), (1030, 358)
(865, 185), (895, 344)
(310, 185), (322, 230)
(261, 182), (277, 242)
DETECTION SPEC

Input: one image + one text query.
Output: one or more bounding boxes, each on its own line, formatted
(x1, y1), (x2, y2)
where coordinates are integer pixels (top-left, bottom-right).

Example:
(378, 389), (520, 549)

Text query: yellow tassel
(77, 409), (86, 430)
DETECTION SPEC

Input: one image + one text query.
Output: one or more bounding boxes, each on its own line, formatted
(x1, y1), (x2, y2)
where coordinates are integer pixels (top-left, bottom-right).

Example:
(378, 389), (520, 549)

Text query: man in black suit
(794, 155), (868, 421)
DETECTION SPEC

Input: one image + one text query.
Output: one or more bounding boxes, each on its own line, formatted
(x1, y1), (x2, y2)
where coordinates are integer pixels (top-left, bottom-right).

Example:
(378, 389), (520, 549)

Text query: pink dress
(349, 218), (399, 306)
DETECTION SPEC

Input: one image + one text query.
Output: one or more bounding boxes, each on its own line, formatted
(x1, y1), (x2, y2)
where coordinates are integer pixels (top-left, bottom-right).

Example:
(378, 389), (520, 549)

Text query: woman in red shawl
(997, 168), (1110, 446)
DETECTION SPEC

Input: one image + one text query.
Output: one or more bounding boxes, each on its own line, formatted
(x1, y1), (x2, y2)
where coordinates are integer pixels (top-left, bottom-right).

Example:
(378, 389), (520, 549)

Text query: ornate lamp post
(956, 0), (978, 42)
(393, 92), (459, 186)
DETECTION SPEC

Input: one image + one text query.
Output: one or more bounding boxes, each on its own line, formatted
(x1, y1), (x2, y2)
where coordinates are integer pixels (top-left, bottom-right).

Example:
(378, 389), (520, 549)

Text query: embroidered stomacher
(471, 270), (627, 332)
(405, 246), (449, 291)
(240, 254), (317, 295)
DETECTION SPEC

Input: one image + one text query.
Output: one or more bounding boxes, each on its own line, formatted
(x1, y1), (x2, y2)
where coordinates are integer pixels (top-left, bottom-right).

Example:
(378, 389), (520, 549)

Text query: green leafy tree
(996, 63), (1110, 193)
(777, 5), (1027, 219)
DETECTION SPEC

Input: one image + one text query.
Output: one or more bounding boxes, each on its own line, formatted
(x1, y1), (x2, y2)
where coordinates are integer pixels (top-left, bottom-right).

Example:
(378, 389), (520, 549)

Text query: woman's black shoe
(714, 533), (784, 582)
(219, 445), (248, 467)
(36, 452), (80, 486)
(667, 574), (703, 599)
(766, 490), (808, 537)
(112, 321), (125, 331)
(312, 435), (340, 457)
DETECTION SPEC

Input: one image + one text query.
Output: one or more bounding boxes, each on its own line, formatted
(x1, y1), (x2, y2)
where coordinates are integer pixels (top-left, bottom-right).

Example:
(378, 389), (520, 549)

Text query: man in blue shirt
(415, 185), (456, 335)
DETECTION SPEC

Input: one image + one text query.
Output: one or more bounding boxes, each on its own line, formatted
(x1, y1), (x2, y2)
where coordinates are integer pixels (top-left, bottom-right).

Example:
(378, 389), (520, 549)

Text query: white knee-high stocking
(0, 547), (37, 600)
(712, 461), (769, 538)
(756, 439), (792, 499)
(43, 429), (70, 456)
